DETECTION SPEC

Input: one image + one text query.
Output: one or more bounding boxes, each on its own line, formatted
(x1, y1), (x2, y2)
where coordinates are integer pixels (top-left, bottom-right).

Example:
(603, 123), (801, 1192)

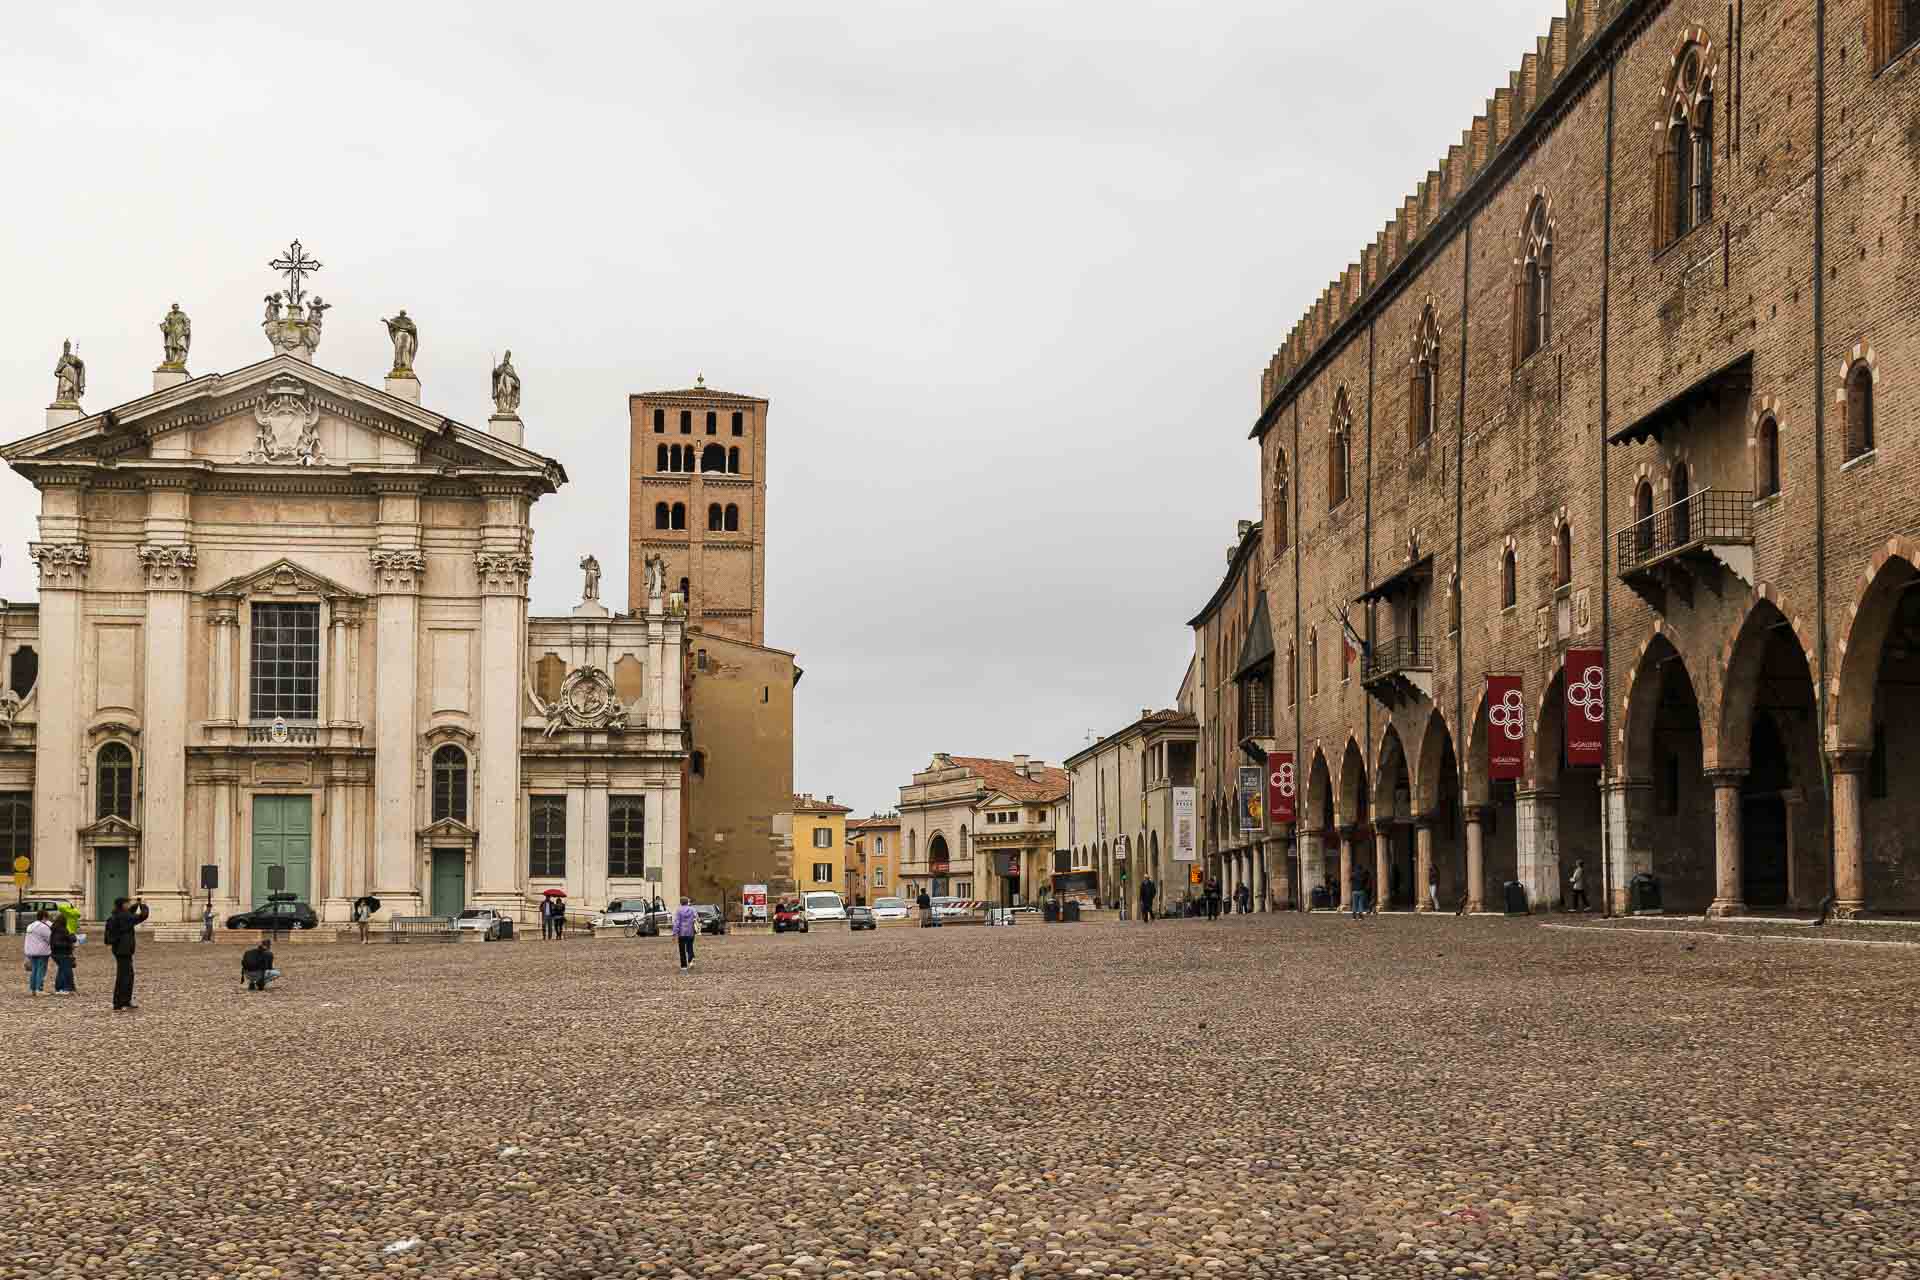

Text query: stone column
(1463, 806), (1487, 913)
(136, 540), (198, 919)
(1829, 750), (1869, 918)
(208, 603), (238, 724)
(328, 608), (360, 725)
(1516, 789), (1560, 912)
(1602, 779), (1654, 913)
(369, 527), (426, 911)
(1706, 768), (1748, 918)
(1373, 828), (1391, 911)
(1337, 828), (1354, 910)
(474, 547), (532, 912)
(1299, 829), (1323, 908)
(1415, 819), (1436, 912)
(27, 537), (89, 903)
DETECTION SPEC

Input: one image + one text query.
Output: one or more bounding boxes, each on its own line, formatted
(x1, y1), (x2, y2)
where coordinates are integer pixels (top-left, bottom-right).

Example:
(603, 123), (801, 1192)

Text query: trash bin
(1310, 884), (1332, 911)
(1629, 872), (1662, 914)
(1043, 901), (1059, 923)
(1502, 880), (1530, 915)
(1063, 901), (1082, 923)
(490, 919), (514, 941)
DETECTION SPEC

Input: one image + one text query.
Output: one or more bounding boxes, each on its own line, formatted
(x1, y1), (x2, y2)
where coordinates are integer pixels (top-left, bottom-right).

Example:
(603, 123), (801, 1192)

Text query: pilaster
(137, 541), (197, 918)
(1337, 826), (1355, 910)
(1705, 768), (1749, 918)
(1373, 827), (1391, 910)
(1828, 750), (1870, 918)
(1299, 829), (1324, 905)
(1414, 819), (1436, 911)
(368, 542), (425, 910)
(207, 603), (239, 725)
(26, 540), (88, 903)
(474, 550), (531, 911)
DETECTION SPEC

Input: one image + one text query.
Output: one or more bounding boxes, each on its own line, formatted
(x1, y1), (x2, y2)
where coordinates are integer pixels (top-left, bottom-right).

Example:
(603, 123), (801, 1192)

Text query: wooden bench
(388, 915), (459, 942)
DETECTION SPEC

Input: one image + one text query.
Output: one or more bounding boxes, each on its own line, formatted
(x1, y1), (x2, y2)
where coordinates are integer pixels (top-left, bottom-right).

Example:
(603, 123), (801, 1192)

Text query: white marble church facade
(0, 277), (685, 925)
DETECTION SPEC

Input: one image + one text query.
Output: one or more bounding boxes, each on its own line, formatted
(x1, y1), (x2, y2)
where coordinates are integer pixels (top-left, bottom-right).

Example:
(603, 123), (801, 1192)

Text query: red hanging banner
(1486, 674), (1526, 780)
(1268, 752), (1296, 825)
(1564, 648), (1605, 767)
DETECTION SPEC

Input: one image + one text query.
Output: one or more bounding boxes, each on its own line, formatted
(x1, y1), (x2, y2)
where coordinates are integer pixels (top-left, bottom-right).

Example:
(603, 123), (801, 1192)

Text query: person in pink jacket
(671, 897), (698, 971)
(23, 909), (53, 996)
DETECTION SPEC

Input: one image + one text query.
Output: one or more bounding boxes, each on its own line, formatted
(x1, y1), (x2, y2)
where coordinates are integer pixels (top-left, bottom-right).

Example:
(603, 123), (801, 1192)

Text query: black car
(694, 904), (727, 935)
(227, 893), (319, 931)
(848, 905), (877, 932)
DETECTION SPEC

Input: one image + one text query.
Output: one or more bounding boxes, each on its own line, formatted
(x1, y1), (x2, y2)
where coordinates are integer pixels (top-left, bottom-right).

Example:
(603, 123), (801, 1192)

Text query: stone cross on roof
(269, 239), (323, 306)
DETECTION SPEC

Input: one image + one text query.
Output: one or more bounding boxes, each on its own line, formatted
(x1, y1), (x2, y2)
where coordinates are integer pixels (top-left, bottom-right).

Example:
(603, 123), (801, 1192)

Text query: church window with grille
(608, 796), (646, 877)
(431, 745), (468, 824)
(250, 603), (320, 721)
(529, 796), (566, 878)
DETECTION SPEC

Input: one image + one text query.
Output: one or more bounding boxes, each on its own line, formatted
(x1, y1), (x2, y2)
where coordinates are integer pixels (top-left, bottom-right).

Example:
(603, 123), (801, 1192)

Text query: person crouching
(241, 936), (280, 991)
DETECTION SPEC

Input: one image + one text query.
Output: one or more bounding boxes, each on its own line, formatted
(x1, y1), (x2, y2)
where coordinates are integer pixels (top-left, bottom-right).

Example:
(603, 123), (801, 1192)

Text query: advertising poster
(1267, 751), (1296, 824)
(742, 883), (768, 920)
(1172, 787), (1197, 860)
(1237, 765), (1264, 832)
(1564, 649), (1605, 767)
(1487, 674), (1525, 780)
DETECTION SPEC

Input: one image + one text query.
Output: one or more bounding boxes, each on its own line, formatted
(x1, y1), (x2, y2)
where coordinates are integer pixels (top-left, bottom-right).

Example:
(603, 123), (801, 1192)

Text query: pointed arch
(1271, 449), (1291, 555)
(1409, 302), (1441, 447)
(1306, 749), (1335, 830)
(1328, 388), (1353, 509)
(1374, 724), (1411, 823)
(1835, 550), (1919, 751)
(1337, 737), (1369, 830)
(1515, 195), (1553, 364)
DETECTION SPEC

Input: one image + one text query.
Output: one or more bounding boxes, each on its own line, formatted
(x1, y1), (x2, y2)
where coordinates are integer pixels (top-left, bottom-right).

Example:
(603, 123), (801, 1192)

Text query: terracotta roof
(848, 816), (901, 830)
(949, 757), (1069, 804)
(790, 793), (852, 814)
(631, 386), (767, 403)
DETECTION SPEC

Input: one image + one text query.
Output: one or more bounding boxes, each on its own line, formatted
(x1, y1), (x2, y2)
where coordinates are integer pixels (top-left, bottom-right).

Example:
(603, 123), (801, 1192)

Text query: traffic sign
(11, 872), (28, 887)
(10, 856), (27, 874)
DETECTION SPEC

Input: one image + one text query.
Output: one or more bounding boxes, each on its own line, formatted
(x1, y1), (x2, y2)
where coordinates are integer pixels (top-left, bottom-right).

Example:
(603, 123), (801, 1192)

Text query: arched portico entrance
(928, 833), (951, 897)
(1834, 553), (1920, 915)
(1465, 692), (1519, 911)
(1374, 727), (1414, 908)
(1622, 634), (1714, 912)
(1338, 739), (1370, 909)
(1532, 669), (1602, 911)
(1414, 710), (1461, 911)
(1305, 750), (1335, 907)
(1718, 600), (1824, 912)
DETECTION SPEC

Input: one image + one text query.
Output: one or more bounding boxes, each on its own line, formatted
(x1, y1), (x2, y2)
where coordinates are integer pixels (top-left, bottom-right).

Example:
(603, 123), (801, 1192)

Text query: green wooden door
(252, 796), (313, 904)
(95, 848), (129, 916)
(430, 850), (466, 918)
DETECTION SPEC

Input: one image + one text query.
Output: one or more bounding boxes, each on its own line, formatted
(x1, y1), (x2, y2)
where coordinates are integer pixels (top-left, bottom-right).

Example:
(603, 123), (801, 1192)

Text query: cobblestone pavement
(5, 915), (1917, 1279)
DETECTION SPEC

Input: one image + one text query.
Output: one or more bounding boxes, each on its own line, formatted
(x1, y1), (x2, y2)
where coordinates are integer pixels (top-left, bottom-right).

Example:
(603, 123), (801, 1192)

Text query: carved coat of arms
(245, 375), (327, 466)
(542, 667), (629, 738)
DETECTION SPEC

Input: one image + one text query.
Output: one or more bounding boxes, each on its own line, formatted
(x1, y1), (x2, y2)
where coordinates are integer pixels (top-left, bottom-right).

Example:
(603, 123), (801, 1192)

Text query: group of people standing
(20, 896), (149, 1009)
(539, 895), (570, 940)
(1135, 876), (1257, 921)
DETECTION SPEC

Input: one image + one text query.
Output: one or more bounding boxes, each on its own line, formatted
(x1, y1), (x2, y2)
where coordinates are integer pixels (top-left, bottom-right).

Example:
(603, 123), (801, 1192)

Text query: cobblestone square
(7, 918), (1917, 1279)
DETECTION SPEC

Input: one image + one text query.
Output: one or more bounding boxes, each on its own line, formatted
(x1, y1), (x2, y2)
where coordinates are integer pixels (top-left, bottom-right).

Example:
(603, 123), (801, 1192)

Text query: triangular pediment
(2, 353), (565, 491)
(79, 814), (142, 838)
(418, 817), (478, 841)
(202, 557), (365, 603)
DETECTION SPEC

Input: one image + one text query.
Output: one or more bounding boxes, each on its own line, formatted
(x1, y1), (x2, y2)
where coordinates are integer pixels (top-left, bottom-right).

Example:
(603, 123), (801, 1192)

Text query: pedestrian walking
(1350, 865), (1371, 920)
(49, 908), (78, 996)
(104, 896), (149, 1011)
(352, 895), (377, 945)
(241, 936), (281, 991)
(540, 895), (557, 941)
(1205, 879), (1222, 921)
(1427, 865), (1440, 913)
(552, 899), (567, 940)
(23, 909), (52, 997)
(200, 903), (215, 943)
(1138, 875), (1157, 923)
(916, 889), (933, 928)
(1568, 859), (1590, 913)
(1235, 882), (1252, 915)
(672, 896), (698, 970)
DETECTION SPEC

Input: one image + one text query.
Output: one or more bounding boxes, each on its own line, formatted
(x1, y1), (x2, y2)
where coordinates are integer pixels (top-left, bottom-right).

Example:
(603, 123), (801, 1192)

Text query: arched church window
(701, 444), (726, 472)
(707, 503), (723, 531)
(724, 504), (740, 532)
(654, 502), (670, 530)
(431, 745), (468, 824)
(97, 743), (133, 821)
(671, 503), (686, 531)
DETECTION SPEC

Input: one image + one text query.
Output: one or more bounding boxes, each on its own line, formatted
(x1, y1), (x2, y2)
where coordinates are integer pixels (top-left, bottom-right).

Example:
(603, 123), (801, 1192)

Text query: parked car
(869, 896), (911, 922)
(452, 908), (509, 938)
(848, 905), (877, 932)
(594, 896), (665, 930)
(802, 891), (847, 923)
(694, 904), (726, 935)
(2, 897), (76, 933)
(1007, 904), (1042, 918)
(772, 900), (809, 933)
(227, 893), (318, 931)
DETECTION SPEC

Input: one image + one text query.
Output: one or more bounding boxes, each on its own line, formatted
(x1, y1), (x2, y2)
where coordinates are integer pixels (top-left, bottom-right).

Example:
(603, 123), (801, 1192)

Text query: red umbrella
(541, 888), (568, 897)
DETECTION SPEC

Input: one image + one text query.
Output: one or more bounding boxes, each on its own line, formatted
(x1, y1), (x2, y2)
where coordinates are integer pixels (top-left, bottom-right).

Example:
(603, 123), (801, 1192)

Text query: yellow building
(777, 794), (851, 900)
(847, 815), (901, 906)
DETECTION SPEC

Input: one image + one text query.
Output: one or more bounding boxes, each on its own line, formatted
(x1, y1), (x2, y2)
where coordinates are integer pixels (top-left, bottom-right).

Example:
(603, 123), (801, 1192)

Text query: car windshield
(805, 894), (841, 907)
(875, 898), (907, 909)
(458, 910), (486, 919)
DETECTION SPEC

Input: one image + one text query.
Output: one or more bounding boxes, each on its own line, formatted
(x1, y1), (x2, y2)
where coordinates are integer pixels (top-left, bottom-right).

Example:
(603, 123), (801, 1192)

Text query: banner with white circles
(1487, 674), (1525, 780)
(1267, 751), (1296, 824)
(1564, 649), (1605, 767)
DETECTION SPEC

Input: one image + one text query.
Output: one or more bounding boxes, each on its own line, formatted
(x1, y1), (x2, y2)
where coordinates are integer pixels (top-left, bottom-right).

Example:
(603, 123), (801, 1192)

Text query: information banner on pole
(1267, 751), (1295, 825)
(1487, 674), (1526, 780)
(742, 883), (768, 920)
(1172, 787), (1197, 860)
(1564, 649), (1605, 767)
(1237, 766), (1264, 833)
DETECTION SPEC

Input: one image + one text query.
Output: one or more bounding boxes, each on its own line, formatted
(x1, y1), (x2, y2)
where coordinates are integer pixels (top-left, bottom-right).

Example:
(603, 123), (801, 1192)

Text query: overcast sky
(1, 0), (1556, 816)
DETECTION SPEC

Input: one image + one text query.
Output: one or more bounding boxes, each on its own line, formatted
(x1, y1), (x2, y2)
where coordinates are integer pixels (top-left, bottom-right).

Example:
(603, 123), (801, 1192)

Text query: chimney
(1237, 519), (1253, 539)
(1013, 753), (1029, 778)
(826, 794), (835, 806)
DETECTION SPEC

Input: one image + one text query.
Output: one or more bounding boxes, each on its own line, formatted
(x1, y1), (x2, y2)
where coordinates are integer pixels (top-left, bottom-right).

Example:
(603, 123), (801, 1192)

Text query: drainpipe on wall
(1455, 221), (1472, 905)
(1598, 55), (1617, 919)
(1294, 399), (1305, 910)
(1813, 0), (1835, 903)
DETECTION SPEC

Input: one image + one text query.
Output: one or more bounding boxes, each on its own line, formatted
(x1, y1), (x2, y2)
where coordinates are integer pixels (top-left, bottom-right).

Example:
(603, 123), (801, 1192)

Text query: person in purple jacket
(671, 897), (698, 971)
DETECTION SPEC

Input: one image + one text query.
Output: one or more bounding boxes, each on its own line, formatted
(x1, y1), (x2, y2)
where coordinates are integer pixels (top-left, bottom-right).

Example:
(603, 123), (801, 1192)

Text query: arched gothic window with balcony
(97, 743), (133, 821)
(1658, 42), (1714, 247)
(1514, 198), (1552, 364)
(1756, 416), (1781, 497)
(1328, 389), (1352, 510)
(1845, 362), (1875, 459)
(1409, 305), (1440, 446)
(431, 745), (468, 824)
(1271, 450), (1290, 555)
(724, 504), (740, 532)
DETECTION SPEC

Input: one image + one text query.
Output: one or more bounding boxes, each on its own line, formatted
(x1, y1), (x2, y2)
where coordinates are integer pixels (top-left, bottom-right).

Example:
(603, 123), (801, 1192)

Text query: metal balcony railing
(1363, 635), (1434, 682)
(1616, 488), (1753, 576)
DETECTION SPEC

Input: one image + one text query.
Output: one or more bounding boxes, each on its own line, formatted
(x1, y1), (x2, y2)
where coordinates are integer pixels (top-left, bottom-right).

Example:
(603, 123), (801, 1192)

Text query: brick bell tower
(627, 377), (769, 643)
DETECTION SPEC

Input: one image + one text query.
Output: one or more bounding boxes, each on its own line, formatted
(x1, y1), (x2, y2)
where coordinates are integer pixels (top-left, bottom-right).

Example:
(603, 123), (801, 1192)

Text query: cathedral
(0, 245), (687, 925)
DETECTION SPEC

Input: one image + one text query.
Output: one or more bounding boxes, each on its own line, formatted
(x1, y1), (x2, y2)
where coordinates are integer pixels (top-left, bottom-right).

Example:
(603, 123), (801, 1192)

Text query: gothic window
(528, 795), (566, 878)
(731, 411), (744, 436)
(1658, 44), (1713, 246)
(1307, 629), (1319, 696)
(701, 444), (726, 472)
(1845, 362), (1875, 459)
(1328, 389), (1352, 510)
(1271, 451), (1290, 555)
(708, 503), (723, 531)
(249, 602), (320, 722)
(608, 795), (646, 877)
(1409, 305), (1440, 446)
(8, 646), (36, 699)
(1634, 481), (1656, 555)
(654, 502), (670, 529)
(1515, 198), (1552, 364)
(1554, 524), (1572, 589)
(0, 794), (28, 863)
(97, 743), (133, 821)
(706, 411), (717, 435)
(679, 410), (692, 434)
(656, 444), (669, 472)
(431, 745), (468, 824)
(1756, 417), (1781, 496)
(679, 577), (689, 597)
(724, 504), (740, 532)
(727, 447), (740, 473)
(653, 408), (665, 433)
(1501, 547), (1517, 609)
(671, 503), (686, 531)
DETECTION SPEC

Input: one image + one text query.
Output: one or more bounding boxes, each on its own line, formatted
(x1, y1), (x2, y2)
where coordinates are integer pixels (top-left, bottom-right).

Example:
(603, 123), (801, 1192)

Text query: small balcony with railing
(1615, 488), (1753, 608)
(1361, 635), (1434, 707)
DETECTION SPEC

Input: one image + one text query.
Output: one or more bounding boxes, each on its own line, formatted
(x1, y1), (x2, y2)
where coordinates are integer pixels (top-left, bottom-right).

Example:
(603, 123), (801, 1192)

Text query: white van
(802, 891), (847, 922)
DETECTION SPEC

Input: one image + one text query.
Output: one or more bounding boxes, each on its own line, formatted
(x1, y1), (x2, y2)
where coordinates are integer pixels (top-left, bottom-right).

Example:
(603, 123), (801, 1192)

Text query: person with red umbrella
(541, 889), (567, 941)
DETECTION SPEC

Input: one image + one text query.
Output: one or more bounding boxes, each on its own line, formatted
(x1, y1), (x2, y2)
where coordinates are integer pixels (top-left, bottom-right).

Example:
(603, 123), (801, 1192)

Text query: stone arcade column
(1829, 750), (1869, 918)
(1337, 828), (1355, 910)
(1463, 806), (1487, 913)
(369, 516), (427, 911)
(1414, 819), (1436, 912)
(1602, 779), (1653, 914)
(1516, 789), (1560, 912)
(474, 547), (532, 912)
(1373, 827), (1391, 911)
(1707, 768), (1748, 918)
(1298, 829), (1323, 909)
(27, 536), (89, 903)
(136, 538), (198, 920)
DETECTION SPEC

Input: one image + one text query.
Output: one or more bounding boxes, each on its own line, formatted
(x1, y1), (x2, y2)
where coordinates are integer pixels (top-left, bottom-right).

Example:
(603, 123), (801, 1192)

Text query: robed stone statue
(158, 303), (191, 369)
(580, 555), (601, 603)
(492, 350), (522, 415)
(53, 340), (86, 404)
(382, 310), (419, 374)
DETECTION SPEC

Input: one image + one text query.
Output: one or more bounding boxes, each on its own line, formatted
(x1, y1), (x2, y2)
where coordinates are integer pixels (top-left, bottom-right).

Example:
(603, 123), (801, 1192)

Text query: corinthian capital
(368, 547), (428, 594)
(28, 541), (91, 588)
(137, 542), (198, 590)
(474, 551), (533, 596)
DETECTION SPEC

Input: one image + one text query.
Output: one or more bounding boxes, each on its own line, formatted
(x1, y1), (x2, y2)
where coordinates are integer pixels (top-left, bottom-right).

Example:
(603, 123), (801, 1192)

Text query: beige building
(1064, 709), (1198, 914)
(626, 382), (798, 905)
(0, 269), (686, 925)
(846, 814), (900, 905)
(776, 794), (852, 899)
(897, 754), (1066, 905)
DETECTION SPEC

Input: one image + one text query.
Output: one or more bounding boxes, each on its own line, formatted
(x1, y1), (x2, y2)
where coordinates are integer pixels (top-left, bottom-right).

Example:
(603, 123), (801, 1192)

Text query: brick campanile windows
(1328, 388), (1353, 510)
(1513, 197), (1552, 366)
